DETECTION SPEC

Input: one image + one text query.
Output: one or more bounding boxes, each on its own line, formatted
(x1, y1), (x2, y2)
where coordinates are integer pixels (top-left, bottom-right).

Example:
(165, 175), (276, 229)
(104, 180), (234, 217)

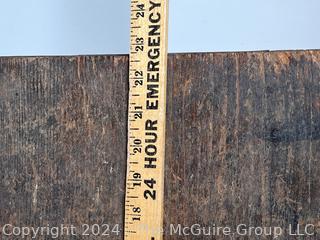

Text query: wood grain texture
(0, 51), (319, 239)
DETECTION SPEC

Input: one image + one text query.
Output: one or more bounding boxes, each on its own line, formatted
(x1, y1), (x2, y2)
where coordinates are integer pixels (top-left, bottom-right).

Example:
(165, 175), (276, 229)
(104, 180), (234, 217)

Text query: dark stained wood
(0, 56), (128, 240)
(0, 51), (319, 239)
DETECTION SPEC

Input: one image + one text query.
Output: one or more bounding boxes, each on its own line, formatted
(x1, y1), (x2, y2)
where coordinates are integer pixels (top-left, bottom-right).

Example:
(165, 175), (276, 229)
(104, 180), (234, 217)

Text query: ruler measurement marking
(127, 179), (142, 181)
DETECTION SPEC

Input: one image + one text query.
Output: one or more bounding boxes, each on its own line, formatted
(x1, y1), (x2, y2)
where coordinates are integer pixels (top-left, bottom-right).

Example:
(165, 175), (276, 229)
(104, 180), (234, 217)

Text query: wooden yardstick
(124, 0), (169, 239)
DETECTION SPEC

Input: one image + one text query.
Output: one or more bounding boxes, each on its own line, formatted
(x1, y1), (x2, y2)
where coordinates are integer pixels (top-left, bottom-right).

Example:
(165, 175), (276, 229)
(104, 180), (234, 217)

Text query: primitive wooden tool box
(0, 51), (319, 239)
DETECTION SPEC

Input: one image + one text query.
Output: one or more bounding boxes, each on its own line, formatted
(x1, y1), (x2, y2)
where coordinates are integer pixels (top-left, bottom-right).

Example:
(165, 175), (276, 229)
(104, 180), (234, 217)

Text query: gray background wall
(0, 0), (319, 56)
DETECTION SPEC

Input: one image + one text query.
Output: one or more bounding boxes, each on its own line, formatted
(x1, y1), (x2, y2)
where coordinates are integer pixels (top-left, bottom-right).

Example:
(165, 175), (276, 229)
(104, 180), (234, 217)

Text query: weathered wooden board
(0, 51), (319, 239)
